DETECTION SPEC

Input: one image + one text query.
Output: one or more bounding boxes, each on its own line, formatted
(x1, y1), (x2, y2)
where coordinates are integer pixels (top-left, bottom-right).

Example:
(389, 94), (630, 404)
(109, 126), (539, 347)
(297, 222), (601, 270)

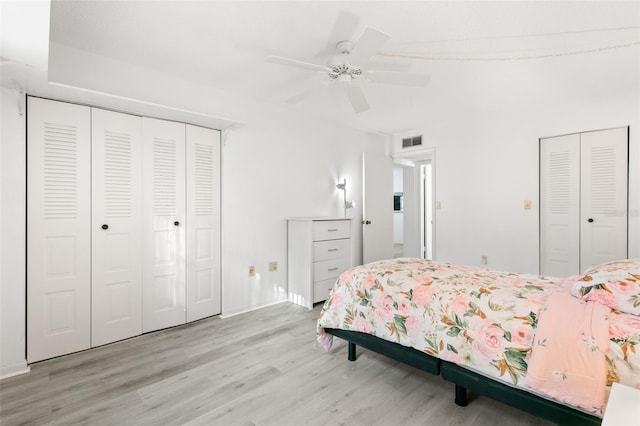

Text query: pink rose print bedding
(571, 259), (640, 315)
(317, 258), (640, 417)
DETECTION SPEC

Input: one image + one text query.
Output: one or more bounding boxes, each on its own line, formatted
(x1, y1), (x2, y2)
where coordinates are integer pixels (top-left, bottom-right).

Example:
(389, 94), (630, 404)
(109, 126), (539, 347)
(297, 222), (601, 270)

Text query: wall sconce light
(336, 178), (356, 217)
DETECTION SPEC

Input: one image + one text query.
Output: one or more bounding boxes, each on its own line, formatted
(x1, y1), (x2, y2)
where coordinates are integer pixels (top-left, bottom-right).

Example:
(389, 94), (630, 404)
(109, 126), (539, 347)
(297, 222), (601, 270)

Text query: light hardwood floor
(0, 302), (551, 425)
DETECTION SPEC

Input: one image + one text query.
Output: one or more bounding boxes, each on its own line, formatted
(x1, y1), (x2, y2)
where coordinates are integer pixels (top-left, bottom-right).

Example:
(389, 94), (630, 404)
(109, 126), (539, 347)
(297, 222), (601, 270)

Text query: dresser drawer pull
(327, 228), (339, 231)
(328, 267), (339, 271)
(327, 248), (338, 252)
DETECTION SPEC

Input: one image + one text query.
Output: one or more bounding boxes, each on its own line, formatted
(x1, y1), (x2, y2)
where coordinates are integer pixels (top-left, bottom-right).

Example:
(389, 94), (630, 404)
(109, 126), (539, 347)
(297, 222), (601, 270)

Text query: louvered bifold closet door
(580, 127), (628, 270)
(142, 118), (186, 332)
(186, 125), (221, 321)
(91, 108), (143, 346)
(540, 134), (581, 277)
(27, 97), (91, 362)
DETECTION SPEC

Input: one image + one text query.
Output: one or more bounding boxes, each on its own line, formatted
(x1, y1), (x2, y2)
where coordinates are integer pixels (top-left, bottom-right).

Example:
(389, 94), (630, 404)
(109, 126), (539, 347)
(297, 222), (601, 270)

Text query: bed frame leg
(348, 342), (356, 361)
(454, 384), (468, 407)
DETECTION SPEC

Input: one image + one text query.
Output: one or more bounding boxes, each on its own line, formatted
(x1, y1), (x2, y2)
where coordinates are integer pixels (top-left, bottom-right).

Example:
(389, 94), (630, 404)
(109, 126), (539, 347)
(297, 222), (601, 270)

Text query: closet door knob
(174, 221), (180, 227)
(587, 218), (594, 223)
(101, 224), (109, 230)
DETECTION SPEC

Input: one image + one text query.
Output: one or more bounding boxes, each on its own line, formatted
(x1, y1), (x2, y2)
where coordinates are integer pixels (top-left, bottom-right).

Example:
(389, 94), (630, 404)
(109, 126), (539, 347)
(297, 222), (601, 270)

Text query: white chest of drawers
(287, 218), (352, 309)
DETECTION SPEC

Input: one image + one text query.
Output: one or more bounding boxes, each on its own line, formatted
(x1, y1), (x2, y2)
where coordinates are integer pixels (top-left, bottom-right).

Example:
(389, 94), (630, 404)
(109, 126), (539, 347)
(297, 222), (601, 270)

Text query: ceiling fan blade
(325, 11), (361, 52)
(366, 71), (431, 87)
(349, 28), (390, 66)
(344, 84), (370, 113)
(366, 61), (412, 73)
(265, 56), (331, 73)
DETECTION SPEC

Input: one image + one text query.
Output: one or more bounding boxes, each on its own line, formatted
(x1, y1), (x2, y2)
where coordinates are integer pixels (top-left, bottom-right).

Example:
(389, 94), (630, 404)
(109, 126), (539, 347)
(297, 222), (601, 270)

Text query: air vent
(402, 135), (422, 148)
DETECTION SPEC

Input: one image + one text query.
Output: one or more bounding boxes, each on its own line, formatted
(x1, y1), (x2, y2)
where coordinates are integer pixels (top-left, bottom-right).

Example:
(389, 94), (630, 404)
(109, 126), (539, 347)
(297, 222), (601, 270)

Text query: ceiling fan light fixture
(337, 74), (351, 83)
(329, 64), (349, 79)
(329, 64), (363, 81)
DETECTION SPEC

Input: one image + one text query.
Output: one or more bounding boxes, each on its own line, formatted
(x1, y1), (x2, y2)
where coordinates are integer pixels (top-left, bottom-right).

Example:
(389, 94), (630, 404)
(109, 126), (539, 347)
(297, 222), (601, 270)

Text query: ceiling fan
(265, 27), (430, 113)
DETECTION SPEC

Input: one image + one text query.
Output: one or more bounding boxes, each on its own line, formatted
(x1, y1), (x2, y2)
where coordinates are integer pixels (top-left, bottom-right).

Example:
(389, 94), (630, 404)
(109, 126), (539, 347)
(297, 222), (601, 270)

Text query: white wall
(221, 116), (383, 316)
(0, 81), (386, 375)
(387, 42), (640, 275)
(0, 88), (29, 378)
(393, 90), (639, 275)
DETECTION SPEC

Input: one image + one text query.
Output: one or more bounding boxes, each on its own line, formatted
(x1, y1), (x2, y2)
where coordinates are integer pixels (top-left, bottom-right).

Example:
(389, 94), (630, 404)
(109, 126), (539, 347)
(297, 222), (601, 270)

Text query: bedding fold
(524, 286), (611, 416)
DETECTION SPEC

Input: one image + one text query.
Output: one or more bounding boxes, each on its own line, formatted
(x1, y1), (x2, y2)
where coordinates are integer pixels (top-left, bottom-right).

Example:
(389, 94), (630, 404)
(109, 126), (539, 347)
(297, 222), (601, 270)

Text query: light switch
(524, 200), (531, 210)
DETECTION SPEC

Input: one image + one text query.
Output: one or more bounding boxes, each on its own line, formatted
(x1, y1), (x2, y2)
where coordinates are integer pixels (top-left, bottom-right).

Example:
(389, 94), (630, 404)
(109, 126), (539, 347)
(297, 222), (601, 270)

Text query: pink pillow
(570, 259), (640, 316)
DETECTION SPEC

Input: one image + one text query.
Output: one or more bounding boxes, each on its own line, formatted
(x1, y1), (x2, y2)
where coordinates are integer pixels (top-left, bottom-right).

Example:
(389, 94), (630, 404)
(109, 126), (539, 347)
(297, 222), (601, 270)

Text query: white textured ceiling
(8, 1), (640, 134)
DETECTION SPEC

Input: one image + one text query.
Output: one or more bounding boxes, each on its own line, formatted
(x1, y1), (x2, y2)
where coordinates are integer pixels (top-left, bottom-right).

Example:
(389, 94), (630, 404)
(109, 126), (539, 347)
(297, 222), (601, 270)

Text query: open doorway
(392, 149), (435, 259)
(392, 166), (405, 257)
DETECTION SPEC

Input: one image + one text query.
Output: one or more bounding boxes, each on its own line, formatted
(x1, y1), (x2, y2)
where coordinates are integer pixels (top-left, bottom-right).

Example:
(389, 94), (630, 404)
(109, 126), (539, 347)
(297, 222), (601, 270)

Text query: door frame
(392, 147), (436, 260)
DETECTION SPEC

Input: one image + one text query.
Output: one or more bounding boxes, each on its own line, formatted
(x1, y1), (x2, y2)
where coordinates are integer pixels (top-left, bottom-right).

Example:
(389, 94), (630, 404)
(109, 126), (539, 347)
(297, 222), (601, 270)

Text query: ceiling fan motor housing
(336, 40), (354, 54)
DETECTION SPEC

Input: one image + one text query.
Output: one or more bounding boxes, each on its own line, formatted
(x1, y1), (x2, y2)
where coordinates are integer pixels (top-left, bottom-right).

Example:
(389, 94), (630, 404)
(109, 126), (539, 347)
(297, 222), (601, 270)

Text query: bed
(316, 258), (640, 425)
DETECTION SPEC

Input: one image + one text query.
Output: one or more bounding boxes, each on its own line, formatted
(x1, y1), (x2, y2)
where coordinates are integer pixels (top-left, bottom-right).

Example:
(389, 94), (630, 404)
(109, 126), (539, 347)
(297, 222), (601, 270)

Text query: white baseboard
(220, 297), (288, 319)
(0, 360), (30, 380)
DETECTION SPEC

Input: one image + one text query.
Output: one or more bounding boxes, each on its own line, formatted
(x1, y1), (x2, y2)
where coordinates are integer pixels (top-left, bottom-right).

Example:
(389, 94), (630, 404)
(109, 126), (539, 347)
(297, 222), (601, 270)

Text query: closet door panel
(142, 118), (186, 332)
(186, 125), (221, 321)
(27, 97), (91, 362)
(540, 134), (580, 277)
(91, 108), (143, 346)
(580, 127), (628, 270)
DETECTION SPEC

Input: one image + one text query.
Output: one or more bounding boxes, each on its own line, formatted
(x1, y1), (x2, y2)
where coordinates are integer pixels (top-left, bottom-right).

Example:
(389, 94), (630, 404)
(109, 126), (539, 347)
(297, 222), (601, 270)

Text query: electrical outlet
(481, 255), (488, 265)
(268, 261), (277, 272)
(524, 199), (532, 210)
(248, 266), (255, 277)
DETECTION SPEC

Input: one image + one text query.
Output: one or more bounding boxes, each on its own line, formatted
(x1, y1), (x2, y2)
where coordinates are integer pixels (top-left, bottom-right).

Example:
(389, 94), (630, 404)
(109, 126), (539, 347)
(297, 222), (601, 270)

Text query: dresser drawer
(288, 218), (353, 310)
(313, 278), (337, 303)
(312, 238), (350, 262)
(312, 220), (350, 241)
(313, 258), (351, 282)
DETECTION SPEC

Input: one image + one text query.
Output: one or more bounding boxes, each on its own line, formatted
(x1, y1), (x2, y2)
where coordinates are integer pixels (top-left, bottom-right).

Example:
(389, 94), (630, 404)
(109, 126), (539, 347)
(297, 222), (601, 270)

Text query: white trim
(0, 360), (30, 380)
(392, 146), (435, 161)
(220, 298), (288, 319)
(393, 158), (415, 168)
(46, 83), (245, 131)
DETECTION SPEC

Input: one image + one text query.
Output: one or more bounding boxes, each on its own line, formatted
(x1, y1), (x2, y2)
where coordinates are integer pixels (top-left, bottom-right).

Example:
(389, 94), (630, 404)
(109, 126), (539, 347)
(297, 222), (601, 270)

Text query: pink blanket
(524, 285), (611, 416)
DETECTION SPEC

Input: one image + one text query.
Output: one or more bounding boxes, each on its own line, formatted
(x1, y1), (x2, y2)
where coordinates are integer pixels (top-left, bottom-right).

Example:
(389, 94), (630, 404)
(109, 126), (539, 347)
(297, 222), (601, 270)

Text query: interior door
(540, 127), (628, 276)
(27, 97), (91, 362)
(580, 127), (628, 270)
(142, 118), (186, 332)
(362, 152), (394, 264)
(91, 108), (143, 346)
(185, 124), (221, 321)
(540, 134), (581, 277)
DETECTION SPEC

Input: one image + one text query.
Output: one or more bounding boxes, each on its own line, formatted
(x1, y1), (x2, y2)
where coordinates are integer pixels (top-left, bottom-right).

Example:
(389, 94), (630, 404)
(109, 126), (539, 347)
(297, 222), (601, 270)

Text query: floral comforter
(317, 258), (640, 416)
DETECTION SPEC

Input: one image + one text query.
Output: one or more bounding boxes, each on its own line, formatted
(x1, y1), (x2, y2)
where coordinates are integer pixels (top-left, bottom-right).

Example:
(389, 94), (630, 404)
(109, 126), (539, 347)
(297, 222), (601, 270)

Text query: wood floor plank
(0, 302), (552, 425)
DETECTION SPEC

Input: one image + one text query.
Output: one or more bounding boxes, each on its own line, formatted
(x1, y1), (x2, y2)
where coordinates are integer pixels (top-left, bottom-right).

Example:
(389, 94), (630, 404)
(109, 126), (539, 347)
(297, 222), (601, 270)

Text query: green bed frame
(324, 328), (601, 425)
